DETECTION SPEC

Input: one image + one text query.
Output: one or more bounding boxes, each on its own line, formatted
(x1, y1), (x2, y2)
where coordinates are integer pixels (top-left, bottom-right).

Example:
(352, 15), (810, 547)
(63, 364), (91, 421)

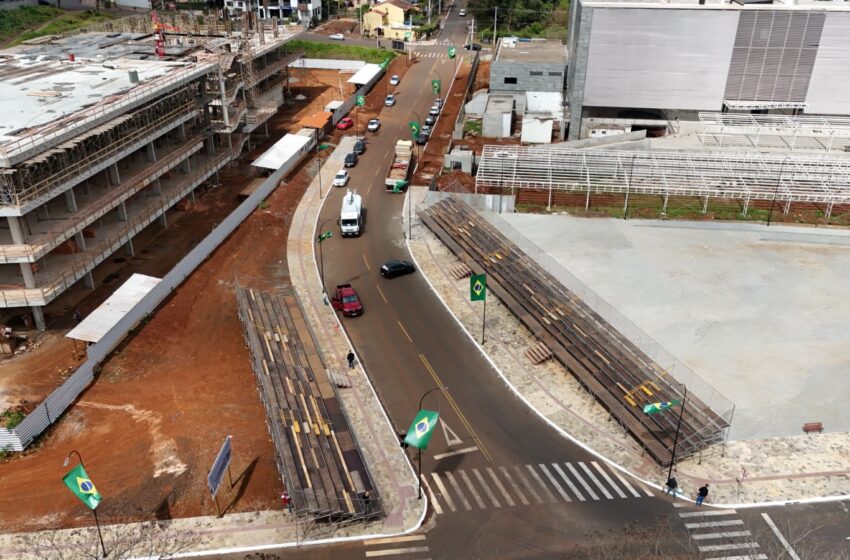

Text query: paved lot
(500, 213), (850, 440)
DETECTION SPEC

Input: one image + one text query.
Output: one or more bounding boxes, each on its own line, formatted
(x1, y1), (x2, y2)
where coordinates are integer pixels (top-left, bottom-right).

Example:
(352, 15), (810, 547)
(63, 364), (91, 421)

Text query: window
(548, 71), (562, 76)
(504, 77), (517, 84)
(530, 71), (543, 76)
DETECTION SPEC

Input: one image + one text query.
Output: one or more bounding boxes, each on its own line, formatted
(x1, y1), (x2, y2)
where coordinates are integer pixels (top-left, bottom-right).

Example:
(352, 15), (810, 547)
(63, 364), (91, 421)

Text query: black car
(344, 152), (358, 167)
(380, 260), (416, 278)
(416, 131), (429, 145)
(353, 139), (366, 155)
(464, 43), (482, 51)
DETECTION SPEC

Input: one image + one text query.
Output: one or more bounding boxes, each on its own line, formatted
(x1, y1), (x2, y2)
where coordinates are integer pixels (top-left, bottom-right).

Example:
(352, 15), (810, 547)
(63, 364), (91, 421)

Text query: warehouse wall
(806, 13), (850, 115)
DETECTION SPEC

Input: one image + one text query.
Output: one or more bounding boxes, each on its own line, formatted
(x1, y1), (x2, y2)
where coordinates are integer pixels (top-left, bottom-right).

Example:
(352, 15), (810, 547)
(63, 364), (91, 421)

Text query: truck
(339, 189), (363, 237)
(331, 284), (363, 317)
(385, 139), (413, 191)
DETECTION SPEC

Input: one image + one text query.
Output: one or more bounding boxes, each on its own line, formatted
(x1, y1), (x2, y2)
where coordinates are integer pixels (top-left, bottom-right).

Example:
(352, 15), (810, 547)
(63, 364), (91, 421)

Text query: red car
(331, 284), (363, 317)
(336, 118), (354, 130)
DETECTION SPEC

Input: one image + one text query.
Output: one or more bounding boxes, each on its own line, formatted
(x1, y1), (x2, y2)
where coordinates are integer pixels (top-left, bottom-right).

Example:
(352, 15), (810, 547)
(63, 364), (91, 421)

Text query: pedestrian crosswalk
(422, 461), (653, 514)
(363, 534), (431, 559)
(677, 508), (767, 560)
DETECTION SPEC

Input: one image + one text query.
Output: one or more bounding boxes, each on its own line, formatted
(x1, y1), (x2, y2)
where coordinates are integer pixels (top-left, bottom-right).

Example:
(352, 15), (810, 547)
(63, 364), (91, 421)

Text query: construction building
(0, 14), (303, 330)
(567, 0), (850, 139)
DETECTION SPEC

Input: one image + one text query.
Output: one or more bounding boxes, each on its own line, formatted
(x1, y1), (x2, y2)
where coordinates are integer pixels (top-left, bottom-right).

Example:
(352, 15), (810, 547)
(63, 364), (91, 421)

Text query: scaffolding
(475, 145), (850, 217)
(698, 112), (850, 152)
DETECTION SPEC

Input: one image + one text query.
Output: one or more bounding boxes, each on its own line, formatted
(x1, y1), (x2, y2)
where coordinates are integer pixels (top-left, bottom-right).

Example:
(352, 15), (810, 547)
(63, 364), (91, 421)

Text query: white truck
(339, 189), (363, 237)
(385, 139), (413, 191)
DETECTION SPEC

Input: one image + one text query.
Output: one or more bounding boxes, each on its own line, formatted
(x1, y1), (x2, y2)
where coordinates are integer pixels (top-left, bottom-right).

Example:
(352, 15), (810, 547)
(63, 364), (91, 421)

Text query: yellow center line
(397, 320), (413, 343)
(375, 284), (388, 304)
(418, 353), (492, 462)
(362, 254), (370, 270)
(366, 184), (372, 197)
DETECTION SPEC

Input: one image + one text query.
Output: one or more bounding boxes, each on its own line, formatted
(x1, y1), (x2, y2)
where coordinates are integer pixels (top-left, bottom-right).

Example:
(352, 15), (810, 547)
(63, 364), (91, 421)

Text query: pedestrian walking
(696, 484), (709, 506)
(72, 310), (82, 324)
(281, 491), (292, 512)
(664, 476), (678, 495)
(362, 490), (372, 515)
(347, 350), (355, 369)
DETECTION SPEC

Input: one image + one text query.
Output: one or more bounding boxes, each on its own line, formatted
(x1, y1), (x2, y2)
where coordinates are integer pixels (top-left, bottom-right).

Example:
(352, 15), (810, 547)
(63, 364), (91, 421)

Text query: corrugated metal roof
(66, 273), (161, 343)
(252, 133), (312, 170)
(347, 63), (383, 85)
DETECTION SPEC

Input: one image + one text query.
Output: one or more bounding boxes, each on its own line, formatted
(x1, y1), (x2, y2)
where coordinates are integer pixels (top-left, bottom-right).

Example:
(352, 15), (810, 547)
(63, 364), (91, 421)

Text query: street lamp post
(666, 385), (688, 485)
(414, 386), (445, 499)
(767, 157), (791, 227)
(64, 451), (108, 558)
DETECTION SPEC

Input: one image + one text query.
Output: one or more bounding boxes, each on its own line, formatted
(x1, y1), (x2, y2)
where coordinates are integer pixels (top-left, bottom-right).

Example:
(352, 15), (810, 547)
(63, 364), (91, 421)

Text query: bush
(2, 409), (26, 430)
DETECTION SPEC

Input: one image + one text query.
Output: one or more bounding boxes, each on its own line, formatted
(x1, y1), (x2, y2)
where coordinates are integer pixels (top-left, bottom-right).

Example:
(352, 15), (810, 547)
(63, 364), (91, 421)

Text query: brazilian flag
(404, 409), (440, 450)
(63, 464), (102, 510)
(643, 400), (681, 415)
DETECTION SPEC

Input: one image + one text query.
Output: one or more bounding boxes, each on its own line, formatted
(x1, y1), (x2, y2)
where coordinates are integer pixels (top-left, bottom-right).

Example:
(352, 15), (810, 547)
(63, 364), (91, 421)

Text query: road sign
(207, 436), (232, 498)
(318, 231), (332, 242)
(470, 274), (486, 301)
(408, 120), (420, 140)
(356, 95), (365, 106)
(448, 46), (456, 58)
(404, 31), (411, 41)
(431, 79), (441, 94)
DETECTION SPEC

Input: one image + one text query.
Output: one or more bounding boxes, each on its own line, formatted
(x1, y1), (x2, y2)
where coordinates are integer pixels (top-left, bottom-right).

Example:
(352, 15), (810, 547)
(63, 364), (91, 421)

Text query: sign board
(207, 436), (232, 498)
(404, 31), (411, 41)
(356, 95), (366, 106)
(448, 46), (456, 58)
(391, 40), (405, 51)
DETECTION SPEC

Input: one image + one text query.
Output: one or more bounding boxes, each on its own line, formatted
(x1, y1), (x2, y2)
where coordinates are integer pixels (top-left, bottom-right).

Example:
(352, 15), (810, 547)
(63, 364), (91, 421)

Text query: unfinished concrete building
(0, 15), (303, 330)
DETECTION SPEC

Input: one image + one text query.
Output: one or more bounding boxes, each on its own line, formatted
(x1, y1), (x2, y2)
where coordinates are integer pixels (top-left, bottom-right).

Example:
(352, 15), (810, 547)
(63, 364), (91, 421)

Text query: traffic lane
(302, 32), (378, 47)
(739, 502), (850, 557)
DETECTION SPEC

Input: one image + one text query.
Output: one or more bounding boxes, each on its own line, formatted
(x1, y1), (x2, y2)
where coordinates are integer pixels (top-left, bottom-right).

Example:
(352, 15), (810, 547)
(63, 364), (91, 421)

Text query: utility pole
(493, 6), (498, 46)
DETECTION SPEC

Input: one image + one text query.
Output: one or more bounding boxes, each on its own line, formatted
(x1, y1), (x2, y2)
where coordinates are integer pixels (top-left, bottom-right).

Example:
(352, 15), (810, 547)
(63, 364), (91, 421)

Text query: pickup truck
(331, 284), (363, 317)
(386, 139), (413, 191)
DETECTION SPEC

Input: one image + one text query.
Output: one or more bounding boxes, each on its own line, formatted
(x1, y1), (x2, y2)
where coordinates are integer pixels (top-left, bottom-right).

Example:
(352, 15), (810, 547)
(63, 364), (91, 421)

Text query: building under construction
(0, 13), (304, 330)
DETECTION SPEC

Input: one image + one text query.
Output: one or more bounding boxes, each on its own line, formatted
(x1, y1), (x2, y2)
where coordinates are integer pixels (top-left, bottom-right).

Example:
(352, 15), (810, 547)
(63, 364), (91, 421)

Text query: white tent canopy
(347, 63), (382, 85)
(521, 118), (553, 144)
(66, 274), (161, 343)
(252, 134), (312, 170)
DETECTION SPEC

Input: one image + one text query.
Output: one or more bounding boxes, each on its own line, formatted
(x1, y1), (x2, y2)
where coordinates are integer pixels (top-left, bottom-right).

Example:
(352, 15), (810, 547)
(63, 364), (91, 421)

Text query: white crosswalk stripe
(473, 468), (501, 508)
(679, 507), (764, 560)
(526, 464), (558, 503)
(705, 555), (767, 560)
(698, 542), (760, 553)
(678, 509), (738, 518)
(566, 462), (600, 500)
(459, 469), (487, 509)
(500, 465), (530, 506)
(363, 534), (430, 558)
(430, 472), (456, 512)
(539, 463), (571, 502)
(684, 520), (745, 529)
(692, 530), (752, 540)
(552, 462), (585, 501)
(591, 461), (627, 499)
(579, 462), (614, 499)
(487, 467), (515, 507)
(609, 467), (642, 498)
(420, 476), (442, 515)
(513, 465), (545, 504)
(445, 471), (472, 511)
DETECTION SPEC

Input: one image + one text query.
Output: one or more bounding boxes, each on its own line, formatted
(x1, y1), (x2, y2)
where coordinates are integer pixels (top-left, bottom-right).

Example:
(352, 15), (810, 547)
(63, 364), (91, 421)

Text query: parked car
(344, 152), (358, 167)
(385, 94), (396, 107)
(458, 8), (466, 16)
(429, 105), (440, 116)
(337, 117), (354, 130)
(331, 284), (363, 316)
(380, 260), (416, 279)
(421, 124), (432, 136)
(353, 139), (366, 155)
(367, 118), (381, 132)
(416, 131), (429, 145)
(329, 33), (345, 41)
(333, 170), (350, 187)
(464, 43), (482, 51)
(425, 115), (436, 126)
(390, 75), (400, 86)
(435, 98), (444, 107)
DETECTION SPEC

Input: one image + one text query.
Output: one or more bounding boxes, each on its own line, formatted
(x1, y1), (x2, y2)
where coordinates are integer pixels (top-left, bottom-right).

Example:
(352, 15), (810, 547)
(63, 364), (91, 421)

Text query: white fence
(289, 59), (365, 71)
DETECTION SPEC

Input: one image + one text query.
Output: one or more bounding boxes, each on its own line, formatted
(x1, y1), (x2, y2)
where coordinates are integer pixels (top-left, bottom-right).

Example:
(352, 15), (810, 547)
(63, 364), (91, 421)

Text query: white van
(340, 190), (363, 237)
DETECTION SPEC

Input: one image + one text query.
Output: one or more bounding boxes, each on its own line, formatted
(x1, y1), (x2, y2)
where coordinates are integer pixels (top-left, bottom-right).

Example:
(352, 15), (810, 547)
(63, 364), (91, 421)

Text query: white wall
(806, 13), (850, 116)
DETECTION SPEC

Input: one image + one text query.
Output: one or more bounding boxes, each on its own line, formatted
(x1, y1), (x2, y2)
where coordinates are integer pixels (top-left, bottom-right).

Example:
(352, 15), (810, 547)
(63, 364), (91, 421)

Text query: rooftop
(578, 0), (850, 10)
(496, 39), (567, 64)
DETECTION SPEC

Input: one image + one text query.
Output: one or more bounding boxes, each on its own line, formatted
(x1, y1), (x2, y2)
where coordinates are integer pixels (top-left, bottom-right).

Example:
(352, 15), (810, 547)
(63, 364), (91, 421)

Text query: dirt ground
(0, 71), (347, 532)
(313, 18), (360, 36)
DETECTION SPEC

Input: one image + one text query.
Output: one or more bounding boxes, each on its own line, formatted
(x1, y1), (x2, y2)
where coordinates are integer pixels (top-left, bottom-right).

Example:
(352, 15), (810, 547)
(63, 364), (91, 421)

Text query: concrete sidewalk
(405, 188), (850, 509)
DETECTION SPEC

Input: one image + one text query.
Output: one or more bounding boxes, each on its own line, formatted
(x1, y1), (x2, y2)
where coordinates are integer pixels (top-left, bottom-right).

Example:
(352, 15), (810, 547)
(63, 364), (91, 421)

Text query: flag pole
(91, 507), (108, 558)
(481, 295), (486, 344)
(667, 385), (688, 484)
(418, 448), (422, 499)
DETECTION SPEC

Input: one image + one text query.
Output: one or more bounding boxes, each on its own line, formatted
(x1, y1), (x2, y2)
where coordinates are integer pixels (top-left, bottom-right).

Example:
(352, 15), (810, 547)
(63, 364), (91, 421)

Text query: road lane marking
(698, 542), (760, 553)
(552, 463), (585, 501)
(459, 469), (487, 509)
(366, 183), (372, 197)
(445, 471), (472, 511)
(362, 254), (370, 270)
(473, 468), (501, 508)
(376, 284), (388, 303)
(420, 476), (443, 514)
(440, 420), (463, 447)
(692, 530), (752, 540)
(365, 547), (430, 557)
(487, 467), (515, 506)
(364, 535), (427, 546)
(397, 320), (413, 343)
(705, 556), (766, 560)
(566, 462), (599, 500)
(418, 353), (492, 461)
(609, 468), (642, 498)
(761, 513), (802, 560)
(430, 472), (456, 512)
(513, 465), (544, 505)
(526, 464), (557, 503)
(685, 520), (744, 529)
(539, 463), (571, 502)
(432, 446), (477, 460)
(579, 462), (613, 499)
(679, 510), (738, 518)
(499, 466), (529, 505)
(591, 461), (627, 499)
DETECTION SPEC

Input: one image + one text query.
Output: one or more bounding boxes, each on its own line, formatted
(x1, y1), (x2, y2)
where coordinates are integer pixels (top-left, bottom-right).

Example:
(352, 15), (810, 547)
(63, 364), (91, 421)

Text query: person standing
(281, 491), (292, 512)
(347, 350), (355, 369)
(664, 477), (678, 496)
(696, 484), (709, 506)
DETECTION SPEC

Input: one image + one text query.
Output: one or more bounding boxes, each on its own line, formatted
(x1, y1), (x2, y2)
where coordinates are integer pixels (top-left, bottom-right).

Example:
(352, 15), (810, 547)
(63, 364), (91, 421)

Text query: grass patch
(463, 119), (482, 135)
(287, 39), (396, 65)
(1, 409), (26, 430)
(0, 5), (61, 42)
(14, 10), (118, 44)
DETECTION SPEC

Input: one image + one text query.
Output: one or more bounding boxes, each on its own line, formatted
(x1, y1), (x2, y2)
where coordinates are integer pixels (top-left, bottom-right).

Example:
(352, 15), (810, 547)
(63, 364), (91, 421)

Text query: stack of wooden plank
(421, 197), (730, 465)
(235, 286), (376, 520)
